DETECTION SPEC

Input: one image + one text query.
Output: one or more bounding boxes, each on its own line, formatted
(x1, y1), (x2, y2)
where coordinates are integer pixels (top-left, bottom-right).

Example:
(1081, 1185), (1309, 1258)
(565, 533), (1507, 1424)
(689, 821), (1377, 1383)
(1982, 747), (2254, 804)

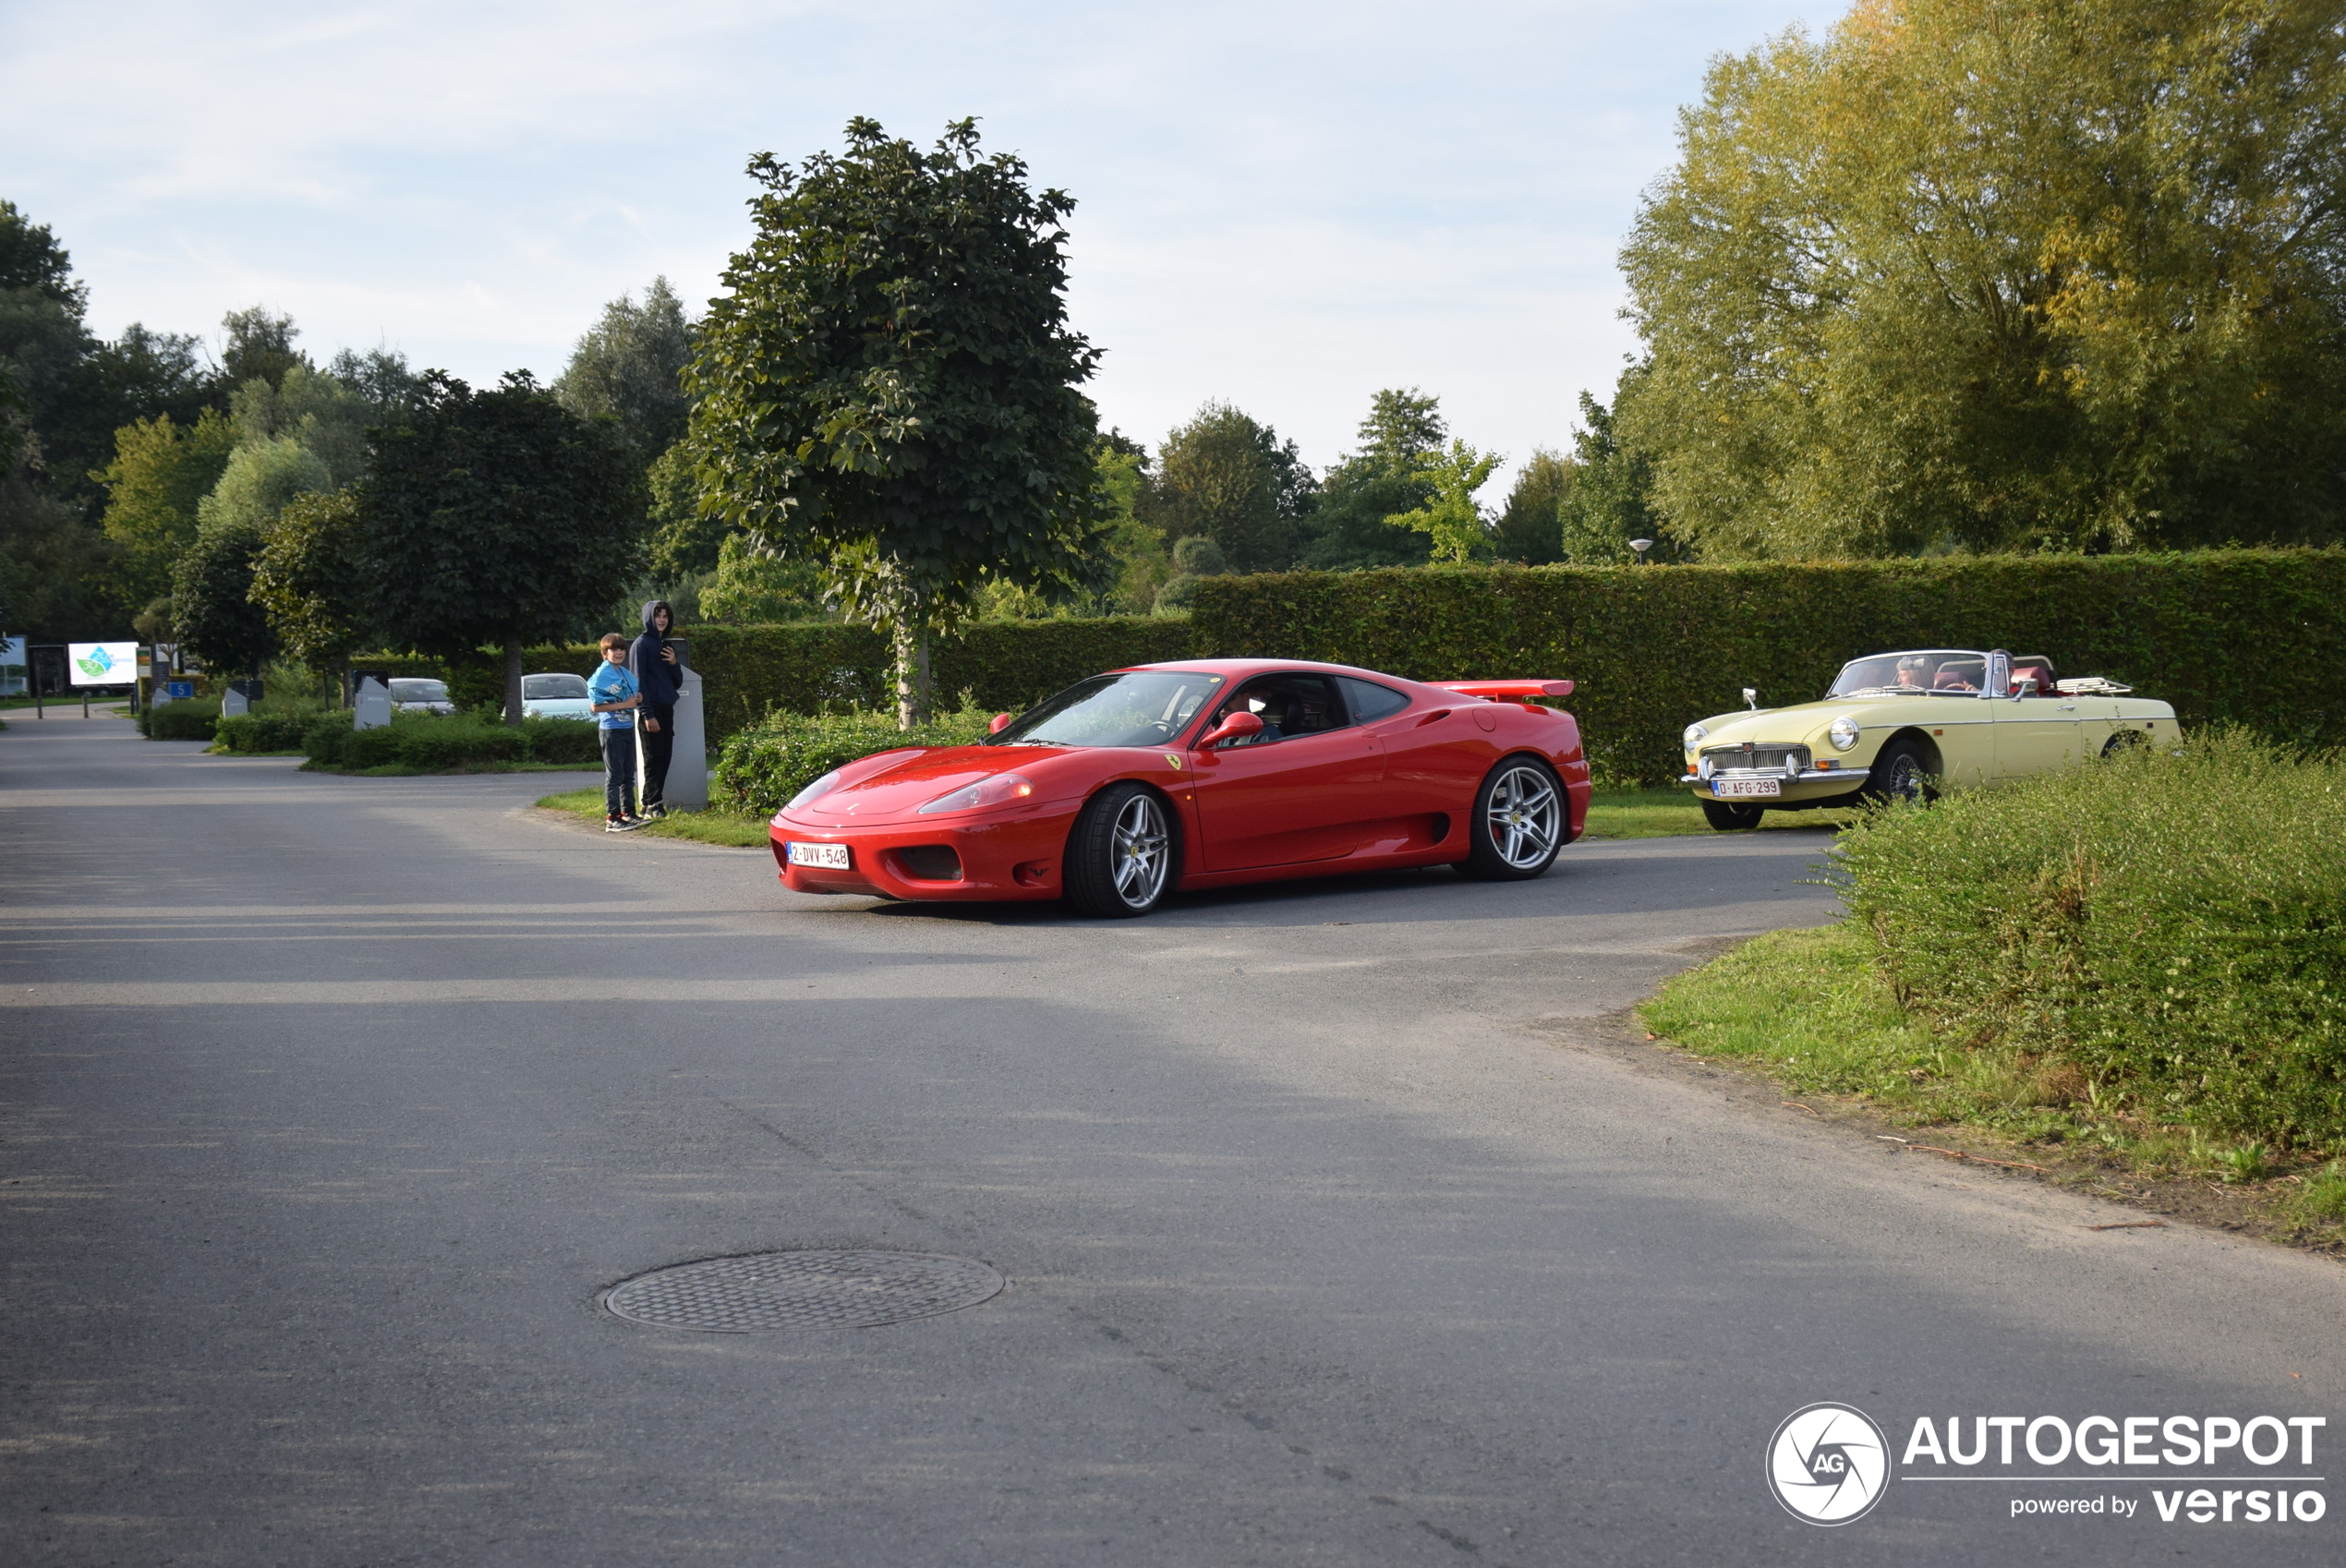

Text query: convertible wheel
(2101, 730), (2149, 758)
(1457, 757), (1566, 880)
(1865, 738), (1936, 804)
(1700, 799), (1764, 831)
(1064, 782), (1176, 918)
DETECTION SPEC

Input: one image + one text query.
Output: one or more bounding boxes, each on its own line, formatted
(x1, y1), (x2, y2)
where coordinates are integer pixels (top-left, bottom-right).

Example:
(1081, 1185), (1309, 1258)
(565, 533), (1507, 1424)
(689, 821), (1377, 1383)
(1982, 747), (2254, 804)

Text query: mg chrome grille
(1699, 742), (1811, 776)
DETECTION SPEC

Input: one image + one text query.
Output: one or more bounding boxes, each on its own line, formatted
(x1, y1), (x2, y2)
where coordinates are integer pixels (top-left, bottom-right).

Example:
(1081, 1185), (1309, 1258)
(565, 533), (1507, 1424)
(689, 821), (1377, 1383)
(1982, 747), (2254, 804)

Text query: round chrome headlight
(1682, 722), (1709, 748)
(1828, 716), (1861, 751)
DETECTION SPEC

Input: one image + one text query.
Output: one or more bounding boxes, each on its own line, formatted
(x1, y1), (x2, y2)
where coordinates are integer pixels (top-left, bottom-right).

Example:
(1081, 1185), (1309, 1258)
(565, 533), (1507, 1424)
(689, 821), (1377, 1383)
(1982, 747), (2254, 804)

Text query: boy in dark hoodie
(628, 600), (683, 818)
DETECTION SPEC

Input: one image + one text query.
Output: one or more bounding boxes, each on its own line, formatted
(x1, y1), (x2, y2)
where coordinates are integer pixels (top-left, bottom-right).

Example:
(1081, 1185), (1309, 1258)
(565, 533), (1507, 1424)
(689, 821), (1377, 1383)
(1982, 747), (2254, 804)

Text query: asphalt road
(3, 714), (2338, 1566)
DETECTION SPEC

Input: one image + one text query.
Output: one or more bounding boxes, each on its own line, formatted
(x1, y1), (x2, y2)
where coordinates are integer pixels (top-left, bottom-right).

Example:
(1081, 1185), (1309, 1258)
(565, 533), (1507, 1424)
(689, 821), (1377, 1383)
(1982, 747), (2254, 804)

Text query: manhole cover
(605, 1249), (1005, 1333)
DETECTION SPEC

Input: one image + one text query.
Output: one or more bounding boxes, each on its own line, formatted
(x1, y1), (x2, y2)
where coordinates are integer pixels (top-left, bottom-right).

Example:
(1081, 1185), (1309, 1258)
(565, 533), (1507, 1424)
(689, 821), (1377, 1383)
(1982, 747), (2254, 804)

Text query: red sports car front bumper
(770, 805), (1078, 901)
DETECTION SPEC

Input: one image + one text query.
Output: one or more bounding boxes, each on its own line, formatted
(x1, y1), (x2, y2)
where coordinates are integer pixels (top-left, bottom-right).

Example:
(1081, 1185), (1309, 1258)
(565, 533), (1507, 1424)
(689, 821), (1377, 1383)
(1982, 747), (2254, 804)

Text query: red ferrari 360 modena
(768, 658), (1593, 917)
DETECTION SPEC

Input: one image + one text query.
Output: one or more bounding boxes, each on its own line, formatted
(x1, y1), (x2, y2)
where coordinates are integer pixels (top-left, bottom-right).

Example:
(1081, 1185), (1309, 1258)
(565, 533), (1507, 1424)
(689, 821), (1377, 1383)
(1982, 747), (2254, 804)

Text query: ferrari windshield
(1829, 650), (1989, 698)
(989, 670), (1225, 748)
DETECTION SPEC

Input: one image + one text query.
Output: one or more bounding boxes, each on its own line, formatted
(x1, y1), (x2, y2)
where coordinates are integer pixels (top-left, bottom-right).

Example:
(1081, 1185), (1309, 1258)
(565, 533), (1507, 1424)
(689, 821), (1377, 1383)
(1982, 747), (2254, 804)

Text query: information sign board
(68, 642), (139, 686)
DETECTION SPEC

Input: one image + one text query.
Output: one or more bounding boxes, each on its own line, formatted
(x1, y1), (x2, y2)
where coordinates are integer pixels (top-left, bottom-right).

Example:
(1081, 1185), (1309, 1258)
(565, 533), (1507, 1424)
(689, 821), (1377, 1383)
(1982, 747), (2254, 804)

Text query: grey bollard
(221, 686), (249, 718)
(353, 676), (392, 730)
(664, 669), (709, 811)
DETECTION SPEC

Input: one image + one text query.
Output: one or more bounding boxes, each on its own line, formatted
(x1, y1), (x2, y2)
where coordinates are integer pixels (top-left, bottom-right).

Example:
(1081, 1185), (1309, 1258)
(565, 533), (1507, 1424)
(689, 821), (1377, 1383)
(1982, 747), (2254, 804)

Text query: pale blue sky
(1, 1), (1830, 479)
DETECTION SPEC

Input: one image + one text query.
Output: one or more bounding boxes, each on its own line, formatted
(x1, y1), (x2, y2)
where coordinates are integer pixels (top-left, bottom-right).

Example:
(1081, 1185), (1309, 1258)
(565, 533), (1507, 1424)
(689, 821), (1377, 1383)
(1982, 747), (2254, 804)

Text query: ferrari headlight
(1828, 716), (1861, 751)
(917, 773), (1035, 814)
(1682, 722), (1709, 748)
(786, 769), (843, 810)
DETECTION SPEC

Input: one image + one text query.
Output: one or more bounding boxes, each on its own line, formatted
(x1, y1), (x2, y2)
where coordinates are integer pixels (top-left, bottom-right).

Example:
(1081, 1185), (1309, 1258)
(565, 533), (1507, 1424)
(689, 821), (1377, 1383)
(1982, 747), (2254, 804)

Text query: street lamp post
(1629, 538), (1655, 563)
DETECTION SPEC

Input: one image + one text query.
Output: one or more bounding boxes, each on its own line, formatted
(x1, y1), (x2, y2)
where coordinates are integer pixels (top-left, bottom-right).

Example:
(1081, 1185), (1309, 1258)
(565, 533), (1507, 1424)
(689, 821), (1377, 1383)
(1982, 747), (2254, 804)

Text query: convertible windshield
(988, 670), (1225, 748)
(1829, 650), (1989, 698)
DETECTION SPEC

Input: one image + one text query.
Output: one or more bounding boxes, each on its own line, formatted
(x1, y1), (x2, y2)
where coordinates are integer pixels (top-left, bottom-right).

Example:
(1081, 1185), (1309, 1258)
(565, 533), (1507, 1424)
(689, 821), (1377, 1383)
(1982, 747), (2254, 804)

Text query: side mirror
(988, 712), (1013, 734)
(1197, 710), (1264, 750)
(2013, 679), (2037, 700)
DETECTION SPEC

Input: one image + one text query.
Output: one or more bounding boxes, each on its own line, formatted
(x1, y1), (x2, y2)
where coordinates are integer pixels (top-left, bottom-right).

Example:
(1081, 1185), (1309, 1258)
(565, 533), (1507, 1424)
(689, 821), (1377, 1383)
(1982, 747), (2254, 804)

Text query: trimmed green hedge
(302, 711), (602, 771)
(142, 698), (220, 742)
(1191, 551), (2346, 784)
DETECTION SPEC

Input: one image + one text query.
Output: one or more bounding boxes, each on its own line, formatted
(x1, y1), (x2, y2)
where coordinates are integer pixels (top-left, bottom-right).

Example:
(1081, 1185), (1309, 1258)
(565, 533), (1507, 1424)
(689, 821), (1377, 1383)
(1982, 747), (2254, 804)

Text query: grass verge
(536, 789), (770, 847)
(1580, 787), (1860, 838)
(1639, 922), (2346, 1253)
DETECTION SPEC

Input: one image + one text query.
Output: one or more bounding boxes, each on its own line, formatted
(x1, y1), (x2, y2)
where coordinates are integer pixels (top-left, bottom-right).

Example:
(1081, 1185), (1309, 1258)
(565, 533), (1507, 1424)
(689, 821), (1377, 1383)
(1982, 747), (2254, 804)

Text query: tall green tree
(1492, 448), (1573, 565)
(360, 371), (647, 724)
(251, 489), (371, 694)
(92, 407), (239, 611)
(218, 307), (306, 391)
(173, 515), (277, 677)
(1558, 389), (1668, 563)
(1299, 389), (1447, 571)
(1148, 402), (1311, 573)
(230, 362), (389, 489)
(554, 278), (696, 457)
(686, 119), (1110, 725)
(1384, 440), (1502, 563)
(1619, 0), (2346, 557)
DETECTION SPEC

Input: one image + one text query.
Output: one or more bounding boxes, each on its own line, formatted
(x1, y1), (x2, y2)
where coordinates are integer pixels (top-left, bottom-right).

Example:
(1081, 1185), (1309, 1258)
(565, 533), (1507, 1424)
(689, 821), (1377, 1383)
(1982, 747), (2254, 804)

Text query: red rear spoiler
(1431, 680), (1574, 700)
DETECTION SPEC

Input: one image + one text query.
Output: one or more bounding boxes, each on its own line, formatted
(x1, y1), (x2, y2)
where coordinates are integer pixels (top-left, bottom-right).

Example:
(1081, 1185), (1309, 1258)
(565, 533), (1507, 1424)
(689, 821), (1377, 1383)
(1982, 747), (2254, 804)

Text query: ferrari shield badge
(1165, 754), (1183, 770)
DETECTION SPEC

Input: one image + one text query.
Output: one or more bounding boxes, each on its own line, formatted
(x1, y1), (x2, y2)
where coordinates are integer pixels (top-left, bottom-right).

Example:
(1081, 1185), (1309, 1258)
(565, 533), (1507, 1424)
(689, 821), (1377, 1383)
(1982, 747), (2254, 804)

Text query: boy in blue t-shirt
(587, 633), (644, 831)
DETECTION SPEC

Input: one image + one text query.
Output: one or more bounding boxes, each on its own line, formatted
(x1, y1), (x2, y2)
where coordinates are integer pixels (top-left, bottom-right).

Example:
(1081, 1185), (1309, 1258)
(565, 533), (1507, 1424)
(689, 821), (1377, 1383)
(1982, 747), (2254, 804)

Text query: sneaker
(641, 803), (668, 821)
(604, 816), (630, 833)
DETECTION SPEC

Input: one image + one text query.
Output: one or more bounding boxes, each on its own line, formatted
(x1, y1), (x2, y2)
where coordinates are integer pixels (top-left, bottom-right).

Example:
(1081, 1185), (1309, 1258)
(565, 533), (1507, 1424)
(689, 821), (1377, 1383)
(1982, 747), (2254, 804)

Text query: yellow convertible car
(1680, 648), (2180, 830)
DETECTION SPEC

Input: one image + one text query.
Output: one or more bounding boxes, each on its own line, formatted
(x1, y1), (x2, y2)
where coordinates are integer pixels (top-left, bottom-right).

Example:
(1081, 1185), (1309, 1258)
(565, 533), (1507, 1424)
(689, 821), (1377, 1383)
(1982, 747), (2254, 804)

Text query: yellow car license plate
(1713, 778), (1782, 799)
(787, 841), (852, 869)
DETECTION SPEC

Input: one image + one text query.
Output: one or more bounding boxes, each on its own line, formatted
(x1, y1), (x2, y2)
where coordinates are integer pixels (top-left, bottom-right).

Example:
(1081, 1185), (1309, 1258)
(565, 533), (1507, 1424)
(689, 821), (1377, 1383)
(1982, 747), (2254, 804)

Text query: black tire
(1063, 782), (1177, 917)
(2101, 730), (2149, 758)
(1864, 737), (1936, 804)
(1457, 756), (1566, 880)
(1700, 799), (1765, 831)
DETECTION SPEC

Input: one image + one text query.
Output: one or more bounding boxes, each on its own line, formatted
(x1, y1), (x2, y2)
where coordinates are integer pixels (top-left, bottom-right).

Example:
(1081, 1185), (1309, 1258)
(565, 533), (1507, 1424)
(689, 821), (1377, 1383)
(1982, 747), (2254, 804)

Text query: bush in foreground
(714, 706), (995, 817)
(1836, 729), (2346, 1147)
(143, 698), (220, 742)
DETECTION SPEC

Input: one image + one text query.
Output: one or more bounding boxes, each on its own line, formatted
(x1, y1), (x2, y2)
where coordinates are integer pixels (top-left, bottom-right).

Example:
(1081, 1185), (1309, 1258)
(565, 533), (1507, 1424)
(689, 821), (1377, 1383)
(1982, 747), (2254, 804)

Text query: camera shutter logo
(1767, 1403), (1892, 1525)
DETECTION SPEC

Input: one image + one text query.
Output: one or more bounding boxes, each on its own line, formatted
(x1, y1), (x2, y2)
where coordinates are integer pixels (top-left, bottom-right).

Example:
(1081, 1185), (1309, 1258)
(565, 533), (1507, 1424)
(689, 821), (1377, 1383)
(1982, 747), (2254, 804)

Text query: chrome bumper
(1681, 768), (1860, 790)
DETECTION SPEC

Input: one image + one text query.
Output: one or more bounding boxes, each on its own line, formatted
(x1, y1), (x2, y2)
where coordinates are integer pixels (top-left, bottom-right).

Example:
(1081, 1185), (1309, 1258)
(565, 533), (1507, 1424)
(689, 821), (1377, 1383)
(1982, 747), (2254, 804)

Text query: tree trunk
(892, 621), (933, 729)
(502, 635), (525, 728)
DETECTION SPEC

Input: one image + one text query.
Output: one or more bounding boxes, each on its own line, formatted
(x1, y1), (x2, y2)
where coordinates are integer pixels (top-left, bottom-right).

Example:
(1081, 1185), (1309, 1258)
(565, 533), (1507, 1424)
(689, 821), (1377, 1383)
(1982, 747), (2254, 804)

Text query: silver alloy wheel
(1110, 791), (1171, 908)
(1484, 764), (1562, 871)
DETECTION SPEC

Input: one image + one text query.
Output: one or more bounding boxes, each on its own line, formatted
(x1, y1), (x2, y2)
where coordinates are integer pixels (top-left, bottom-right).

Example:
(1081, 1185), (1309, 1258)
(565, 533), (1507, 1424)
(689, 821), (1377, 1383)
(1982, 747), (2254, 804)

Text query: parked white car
(388, 678), (457, 715)
(521, 672), (595, 721)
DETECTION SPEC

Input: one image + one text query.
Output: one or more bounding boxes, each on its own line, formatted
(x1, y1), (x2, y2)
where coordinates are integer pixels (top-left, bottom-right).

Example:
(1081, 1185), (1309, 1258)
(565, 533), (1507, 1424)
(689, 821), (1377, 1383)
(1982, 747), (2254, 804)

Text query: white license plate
(787, 841), (852, 869)
(1712, 778), (1782, 799)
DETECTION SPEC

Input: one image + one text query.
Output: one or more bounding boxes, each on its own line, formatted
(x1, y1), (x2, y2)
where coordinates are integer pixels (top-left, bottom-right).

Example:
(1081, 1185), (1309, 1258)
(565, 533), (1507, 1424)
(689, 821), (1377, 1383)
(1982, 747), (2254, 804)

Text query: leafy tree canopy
(554, 277), (697, 457)
(230, 363), (381, 490)
(1385, 440), (1502, 563)
(199, 435), (333, 536)
(1559, 387), (1671, 563)
(686, 118), (1110, 724)
(359, 370), (647, 722)
(93, 407), (238, 612)
(1619, 0), (2346, 557)
(219, 307), (306, 392)
(251, 489), (371, 679)
(1299, 388), (1447, 572)
(0, 199), (81, 307)
(1147, 401), (1313, 573)
(1493, 447), (1573, 565)
(173, 514), (276, 676)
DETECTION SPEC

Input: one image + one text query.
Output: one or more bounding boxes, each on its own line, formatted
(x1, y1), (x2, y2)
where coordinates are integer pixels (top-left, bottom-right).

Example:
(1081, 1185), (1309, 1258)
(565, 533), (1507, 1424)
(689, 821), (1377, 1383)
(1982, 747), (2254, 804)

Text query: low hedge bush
(1838, 728), (2346, 1146)
(714, 706), (995, 816)
(302, 711), (600, 771)
(143, 698), (220, 741)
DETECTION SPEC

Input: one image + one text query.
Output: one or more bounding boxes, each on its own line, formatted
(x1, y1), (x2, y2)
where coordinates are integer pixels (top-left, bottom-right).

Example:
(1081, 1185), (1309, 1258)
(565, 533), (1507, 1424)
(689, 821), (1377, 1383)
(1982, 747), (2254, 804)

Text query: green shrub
(714, 706), (995, 816)
(1193, 550), (2346, 784)
(1838, 728), (2346, 1145)
(213, 694), (334, 754)
(144, 698), (220, 742)
(520, 715), (599, 766)
(304, 710), (526, 770)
